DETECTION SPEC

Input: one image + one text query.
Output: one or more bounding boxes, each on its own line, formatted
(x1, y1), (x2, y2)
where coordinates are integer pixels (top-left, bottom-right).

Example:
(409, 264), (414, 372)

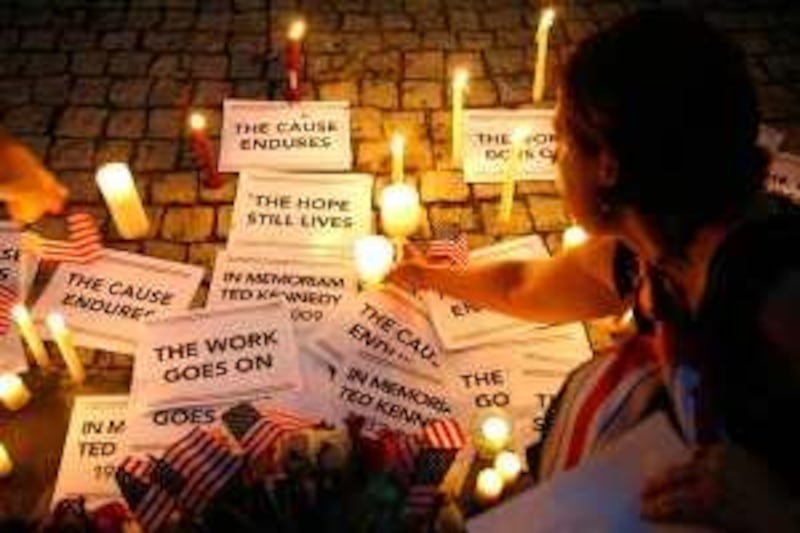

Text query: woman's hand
(387, 243), (453, 293)
(641, 445), (796, 533)
(0, 137), (68, 225)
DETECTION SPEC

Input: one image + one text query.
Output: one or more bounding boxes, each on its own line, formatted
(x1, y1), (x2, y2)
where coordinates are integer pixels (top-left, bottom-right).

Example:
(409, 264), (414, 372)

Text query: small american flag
(116, 456), (176, 533)
(222, 402), (262, 441)
(426, 224), (468, 267)
(412, 448), (457, 486)
(24, 211), (103, 264)
(423, 418), (466, 450)
(240, 408), (319, 472)
(403, 485), (443, 521)
(0, 284), (19, 335)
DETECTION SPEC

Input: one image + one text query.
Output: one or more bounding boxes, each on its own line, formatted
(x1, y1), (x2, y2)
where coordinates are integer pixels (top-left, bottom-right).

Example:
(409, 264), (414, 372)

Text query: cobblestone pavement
(0, 0), (798, 520)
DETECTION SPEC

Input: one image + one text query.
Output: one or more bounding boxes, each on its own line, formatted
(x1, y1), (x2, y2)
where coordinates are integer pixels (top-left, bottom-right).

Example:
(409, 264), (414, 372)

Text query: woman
(391, 10), (799, 532)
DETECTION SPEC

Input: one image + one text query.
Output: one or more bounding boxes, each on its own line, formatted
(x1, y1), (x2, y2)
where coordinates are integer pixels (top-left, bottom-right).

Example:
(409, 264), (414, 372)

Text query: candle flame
(45, 312), (66, 331)
(288, 19), (306, 41)
(188, 112), (207, 131)
(494, 451), (522, 481)
(11, 305), (28, 321)
(562, 224), (589, 249)
(510, 126), (531, 146)
(481, 416), (511, 443)
(390, 133), (405, 157)
(453, 68), (469, 90)
(476, 468), (504, 499)
(539, 7), (556, 32)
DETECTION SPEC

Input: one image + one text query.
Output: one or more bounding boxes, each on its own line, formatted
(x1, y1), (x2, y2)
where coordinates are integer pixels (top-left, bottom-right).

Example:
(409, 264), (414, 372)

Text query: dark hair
(560, 9), (768, 252)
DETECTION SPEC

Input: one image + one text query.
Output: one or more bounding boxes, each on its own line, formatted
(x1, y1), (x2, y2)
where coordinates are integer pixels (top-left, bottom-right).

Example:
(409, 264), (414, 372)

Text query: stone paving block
(95, 140), (134, 166)
(495, 74), (534, 106)
(58, 171), (100, 203)
(381, 13), (413, 30)
(188, 243), (221, 272)
(356, 141), (386, 174)
(199, 176), (238, 203)
(2, 106), (53, 135)
(343, 14), (377, 31)
(446, 51), (485, 78)
(61, 30), (97, 51)
(467, 79), (499, 107)
(108, 52), (152, 76)
(189, 32), (226, 53)
(480, 200), (533, 236)
(33, 76), (71, 105)
(381, 110), (427, 141)
(69, 78), (109, 106)
(17, 136), (50, 160)
(416, 13), (447, 31)
(351, 107), (384, 140)
(383, 31), (422, 51)
(216, 205), (233, 239)
(428, 205), (479, 232)
(48, 139), (96, 170)
(421, 170), (470, 202)
(402, 81), (444, 109)
(24, 53), (68, 76)
(459, 31), (495, 50)
(405, 51), (445, 80)
(151, 172), (198, 204)
(161, 206), (214, 242)
(485, 47), (527, 75)
(70, 51), (108, 76)
(101, 31), (139, 50)
(527, 195), (569, 231)
(134, 140), (178, 171)
(149, 79), (186, 106)
(106, 110), (146, 139)
(319, 81), (360, 104)
(230, 52), (264, 79)
(361, 81), (398, 109)
(109, 79), (151, 107)
(147, 109), (184, 138)
(144, 240), (187, 262)
(422, 31), (457, 50)
(191, 54), (229, 79)
(56, 107), (107, 138)
(142, 31), (187, 52)
(20, 30), (57, 50)
(449, 10), (480, 31)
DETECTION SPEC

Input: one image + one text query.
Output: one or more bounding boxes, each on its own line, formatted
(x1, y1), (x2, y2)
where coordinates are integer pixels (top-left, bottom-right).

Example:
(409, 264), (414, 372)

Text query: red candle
(188, 112), (223, 189)
(286, 19), (306, 101)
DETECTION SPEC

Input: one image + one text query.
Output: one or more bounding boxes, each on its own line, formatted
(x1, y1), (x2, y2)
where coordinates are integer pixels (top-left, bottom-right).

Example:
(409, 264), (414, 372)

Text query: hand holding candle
(451, 68), (469, 167)
(286, 19), (306, 101)
(533, 7), (556, 103)
(0, 374), (31, 412)
(354, 235), (395, 288)
(12, 304), (49, 369)
(45, 312), (85, 385)
(95, 163), (149, 240)
(188, 112), (222, 189)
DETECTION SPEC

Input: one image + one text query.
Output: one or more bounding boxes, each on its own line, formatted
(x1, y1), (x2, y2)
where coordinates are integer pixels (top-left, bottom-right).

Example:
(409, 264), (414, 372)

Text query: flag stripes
(0, 284), (19, 334)
(423, 418), (466, 450)
(32, 211), (104, 264)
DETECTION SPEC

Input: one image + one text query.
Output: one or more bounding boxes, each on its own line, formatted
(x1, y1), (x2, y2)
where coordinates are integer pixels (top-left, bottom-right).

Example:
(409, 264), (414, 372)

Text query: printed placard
(51, 395), (128, 509)
(463, 108), (556, 183)
(207, 252), (357, 333)
(423, 235), (556, 350)
(32, 250), (204, 354)
(129, 302), (303, 410)
(219, 99), (352, 172)
(308, 286), (453, 432)
(229, 171), (373, 257)
(0, 223), (35, 373)
(767, 152), (800, 204)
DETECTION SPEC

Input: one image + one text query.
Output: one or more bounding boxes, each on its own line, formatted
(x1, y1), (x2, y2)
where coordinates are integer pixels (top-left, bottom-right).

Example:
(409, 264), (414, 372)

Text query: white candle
(95, 163), (150, 240)
(380, 183), (422, 239)
(390, 133), (405, 183)
(451, 68), (469, 167)
(494, 450), (522, 484)
(11, 305), (49, 369)
(354, 236), (395, 288)
(475, 468), (504, 505)
(499, 127), (529, 224)
(45, 312), (85, 385)
(562, 224), (588, 250)
(533, 8), (556, 103)
(0, 374), (31, 412)
(0, 442), (12, 478)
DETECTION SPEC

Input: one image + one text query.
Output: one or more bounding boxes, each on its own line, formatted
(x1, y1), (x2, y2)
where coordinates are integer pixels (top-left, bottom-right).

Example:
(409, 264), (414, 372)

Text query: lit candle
(380, 183), (422, 239)
(0, 442), (12, 478)
(45, 312), (85, 385)
(562, 224), (589, 250)
(451, 68), (469, 167)
(499, 127), (529, 224)
(354, 235), (395, 288)
(494, 450), (522, 484)
(0, 374), (31, 412)
(286, 19), (306, 101)
(479, 414), (512, 455)
(475, 468), (504, 505)
(390, 133), (405, 183)
(188, 112), (222, 189)
(533, 8), (556, 103)
(95, 163), (150, 240)
(11, 305), (49, 369)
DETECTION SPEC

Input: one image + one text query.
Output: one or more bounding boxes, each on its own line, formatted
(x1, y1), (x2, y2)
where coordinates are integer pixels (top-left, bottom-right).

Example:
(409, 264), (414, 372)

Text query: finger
(642, 462), (701, 498)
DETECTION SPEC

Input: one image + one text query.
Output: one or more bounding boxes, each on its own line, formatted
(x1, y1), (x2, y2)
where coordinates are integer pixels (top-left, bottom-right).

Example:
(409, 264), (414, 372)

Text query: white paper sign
(0, 223), (34, 373)
(463, 109), (556, 183)
(207, 252), (357, 333)
(467, 415), (704, 533)
(229, 171), (373, 257)
(130, 302), (303, 410)
(424, 235), (575, 351)
(32, 250), (204, 354)
(220, 99), (352, 172)
(51, 395), (129, 509)
(309, 286), (454, 432)
(767, 152), (800, 204)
